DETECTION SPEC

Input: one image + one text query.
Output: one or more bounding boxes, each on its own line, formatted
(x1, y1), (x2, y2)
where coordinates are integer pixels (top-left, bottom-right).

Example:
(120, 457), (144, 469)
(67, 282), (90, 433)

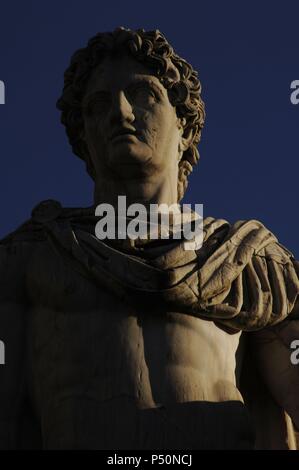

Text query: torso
(25, 239), (254, 449)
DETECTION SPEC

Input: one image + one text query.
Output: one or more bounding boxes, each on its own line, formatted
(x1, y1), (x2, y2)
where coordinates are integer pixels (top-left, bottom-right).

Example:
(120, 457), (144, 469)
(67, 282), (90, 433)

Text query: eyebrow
(127, 77), (165, 97)
(82, 77), (166, 106)
(82, 90), (109, 108)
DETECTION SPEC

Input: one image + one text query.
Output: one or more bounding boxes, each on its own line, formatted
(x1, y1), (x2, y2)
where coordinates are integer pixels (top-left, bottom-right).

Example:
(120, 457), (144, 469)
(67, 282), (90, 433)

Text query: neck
(93, 171), (178, 208)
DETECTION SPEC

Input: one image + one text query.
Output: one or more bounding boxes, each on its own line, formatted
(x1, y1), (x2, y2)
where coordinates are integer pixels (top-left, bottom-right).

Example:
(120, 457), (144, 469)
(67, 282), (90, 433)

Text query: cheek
(83, 120), (107, 173)
(140, 108), (175, 147)
(137, 111), (158, 147)
(154, 111), (180, 151)
(84, 118), (106, 149)
(84, 113), (106, 136)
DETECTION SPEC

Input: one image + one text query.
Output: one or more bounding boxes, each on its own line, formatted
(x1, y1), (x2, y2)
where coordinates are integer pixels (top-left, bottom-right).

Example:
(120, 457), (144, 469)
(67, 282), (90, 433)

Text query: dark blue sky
(0, 1), (298, 255)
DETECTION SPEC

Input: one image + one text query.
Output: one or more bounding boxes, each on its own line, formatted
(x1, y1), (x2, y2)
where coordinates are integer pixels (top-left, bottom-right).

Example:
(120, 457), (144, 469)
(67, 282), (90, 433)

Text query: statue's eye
(130, 85), (158, 106)
(84, 94), (111, 116)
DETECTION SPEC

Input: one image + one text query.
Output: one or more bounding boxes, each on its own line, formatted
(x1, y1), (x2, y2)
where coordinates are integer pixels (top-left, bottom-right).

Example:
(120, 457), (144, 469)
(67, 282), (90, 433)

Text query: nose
(110, 90), (135, 125)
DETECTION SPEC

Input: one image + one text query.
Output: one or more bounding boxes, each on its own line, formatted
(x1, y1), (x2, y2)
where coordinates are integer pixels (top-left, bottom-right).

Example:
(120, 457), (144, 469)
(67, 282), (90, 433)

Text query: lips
(110, 127), (138, 141)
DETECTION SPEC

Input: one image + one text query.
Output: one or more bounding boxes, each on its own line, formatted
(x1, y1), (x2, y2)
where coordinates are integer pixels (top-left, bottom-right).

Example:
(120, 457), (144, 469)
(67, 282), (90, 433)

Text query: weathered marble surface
(1, 27), (299, 449)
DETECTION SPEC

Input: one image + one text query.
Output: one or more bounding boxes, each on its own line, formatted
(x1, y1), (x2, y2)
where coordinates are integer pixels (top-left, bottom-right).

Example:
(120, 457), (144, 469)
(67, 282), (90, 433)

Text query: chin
(108, 145), (152, 170)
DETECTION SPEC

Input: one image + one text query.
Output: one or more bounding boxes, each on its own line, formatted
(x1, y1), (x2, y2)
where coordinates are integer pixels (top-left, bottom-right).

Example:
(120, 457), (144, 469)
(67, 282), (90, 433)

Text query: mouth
(110, 127), (139, 142)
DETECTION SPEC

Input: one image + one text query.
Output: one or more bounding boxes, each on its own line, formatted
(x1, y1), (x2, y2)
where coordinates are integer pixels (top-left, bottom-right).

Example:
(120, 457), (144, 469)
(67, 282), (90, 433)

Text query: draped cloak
(2, 199), (299, 449)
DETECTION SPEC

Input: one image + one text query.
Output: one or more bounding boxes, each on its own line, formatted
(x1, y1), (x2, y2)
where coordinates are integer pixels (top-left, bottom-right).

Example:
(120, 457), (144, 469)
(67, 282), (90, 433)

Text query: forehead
(85, 53), (163, 93)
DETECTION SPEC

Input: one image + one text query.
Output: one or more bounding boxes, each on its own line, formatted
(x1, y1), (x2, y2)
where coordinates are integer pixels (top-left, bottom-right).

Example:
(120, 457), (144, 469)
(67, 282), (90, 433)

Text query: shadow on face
(82, 54), (184, 182)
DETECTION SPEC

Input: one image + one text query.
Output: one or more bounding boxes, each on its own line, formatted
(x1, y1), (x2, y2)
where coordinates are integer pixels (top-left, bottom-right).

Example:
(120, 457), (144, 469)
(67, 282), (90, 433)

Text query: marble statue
(1, 27), (299, 449)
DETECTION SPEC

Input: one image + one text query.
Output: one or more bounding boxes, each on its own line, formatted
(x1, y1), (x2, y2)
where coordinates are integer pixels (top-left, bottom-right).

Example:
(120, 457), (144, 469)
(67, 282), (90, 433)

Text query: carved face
(82, 54), (184, 181)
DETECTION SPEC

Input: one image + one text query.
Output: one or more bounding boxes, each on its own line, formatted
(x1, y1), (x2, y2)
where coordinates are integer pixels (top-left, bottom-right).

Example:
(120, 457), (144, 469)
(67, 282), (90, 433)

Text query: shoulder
(0, 199), (64, 302)
(0, 199), (95, 301)
(225, 217), (295, 262)
(202, 215), (294, 260)
(228, 217), (298, 289)
(233, 218), (299, 324)
(0, 198), (90, 245)
(202, 216), (299, 327)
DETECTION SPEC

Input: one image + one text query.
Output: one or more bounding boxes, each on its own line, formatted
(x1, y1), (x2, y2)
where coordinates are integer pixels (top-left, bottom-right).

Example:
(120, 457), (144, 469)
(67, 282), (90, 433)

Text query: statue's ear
(178, 118), (193, 155)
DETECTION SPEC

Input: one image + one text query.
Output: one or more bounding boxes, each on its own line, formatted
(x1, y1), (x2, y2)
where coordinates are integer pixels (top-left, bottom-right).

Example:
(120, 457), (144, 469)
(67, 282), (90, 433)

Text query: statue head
(57, 27), (205, 202)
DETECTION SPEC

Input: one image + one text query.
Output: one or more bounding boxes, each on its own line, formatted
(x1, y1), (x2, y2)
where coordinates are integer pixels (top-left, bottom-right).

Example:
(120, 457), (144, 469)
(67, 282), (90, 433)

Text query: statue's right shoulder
(0, 199), (65, 246)
(0, 200), (64, 302)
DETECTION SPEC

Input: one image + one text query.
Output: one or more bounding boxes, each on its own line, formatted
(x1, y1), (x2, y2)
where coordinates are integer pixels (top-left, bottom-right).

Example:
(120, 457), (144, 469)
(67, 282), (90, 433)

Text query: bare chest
(27, 241), (243, 410)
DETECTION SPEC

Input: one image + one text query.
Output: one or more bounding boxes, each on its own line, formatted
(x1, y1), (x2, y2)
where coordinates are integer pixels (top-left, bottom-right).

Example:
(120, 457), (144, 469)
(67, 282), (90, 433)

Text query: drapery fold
(2, 202), (299, 331)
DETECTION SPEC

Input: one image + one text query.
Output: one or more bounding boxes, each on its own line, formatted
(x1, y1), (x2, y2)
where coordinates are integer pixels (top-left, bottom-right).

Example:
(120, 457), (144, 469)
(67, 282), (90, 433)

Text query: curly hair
(56, 27), (205, 201)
